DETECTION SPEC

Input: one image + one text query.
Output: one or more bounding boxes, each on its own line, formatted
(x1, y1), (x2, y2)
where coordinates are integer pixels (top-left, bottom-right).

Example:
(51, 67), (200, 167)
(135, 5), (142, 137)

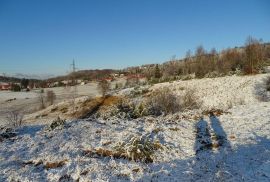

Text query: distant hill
(3, 41), (270, 84)
(0, 75), (41, 84)
(0, 75), (22, 83)
(46, 69), (119, 82)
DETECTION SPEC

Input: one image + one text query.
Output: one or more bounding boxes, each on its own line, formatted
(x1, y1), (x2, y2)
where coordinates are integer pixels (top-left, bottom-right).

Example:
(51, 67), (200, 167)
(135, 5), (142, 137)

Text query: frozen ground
(151, 74), (267, 110)
(0, 74), (270, 181)
(0, 102), (269, 181)
(0, 83), (100, 126)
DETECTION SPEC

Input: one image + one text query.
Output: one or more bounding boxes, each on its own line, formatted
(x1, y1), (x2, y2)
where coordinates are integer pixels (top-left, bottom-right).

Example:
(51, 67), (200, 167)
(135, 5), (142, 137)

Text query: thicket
(132, 37), (270, 82)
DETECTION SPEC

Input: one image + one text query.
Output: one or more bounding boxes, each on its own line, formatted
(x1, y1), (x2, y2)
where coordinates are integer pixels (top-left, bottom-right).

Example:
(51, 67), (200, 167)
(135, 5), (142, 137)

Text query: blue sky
(0, 0), (269, 76)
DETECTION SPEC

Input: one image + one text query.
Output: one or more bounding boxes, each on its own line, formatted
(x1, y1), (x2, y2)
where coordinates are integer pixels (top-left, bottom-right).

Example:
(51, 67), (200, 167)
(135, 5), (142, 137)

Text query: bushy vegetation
(146, 87), (200, 116)
(126, 37), (270, 83)
(181, 88), (200, 110)
(146, 87), (180, 115)
(47, 117), (66, 131)
(98, 87), (200, 119)
(10, 84), (21, 92)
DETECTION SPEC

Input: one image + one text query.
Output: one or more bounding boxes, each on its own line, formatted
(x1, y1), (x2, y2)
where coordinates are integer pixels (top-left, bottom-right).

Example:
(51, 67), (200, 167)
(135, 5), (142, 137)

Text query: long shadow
(79, 96), (107, 119)
(209, 112), (231, 149)
(17, 125), (44, 137)
(194, 117), (212, 154)
(136, 135), (270, 181)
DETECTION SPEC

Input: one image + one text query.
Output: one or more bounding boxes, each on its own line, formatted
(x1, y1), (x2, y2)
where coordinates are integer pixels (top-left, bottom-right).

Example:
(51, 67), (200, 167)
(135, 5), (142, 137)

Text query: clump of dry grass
(22, 159), (67, 169)
(44, 160), (67, 169)
(83, 135), (163, 163)
(113, 135), (163, 163)
(74, 96), (122, 119)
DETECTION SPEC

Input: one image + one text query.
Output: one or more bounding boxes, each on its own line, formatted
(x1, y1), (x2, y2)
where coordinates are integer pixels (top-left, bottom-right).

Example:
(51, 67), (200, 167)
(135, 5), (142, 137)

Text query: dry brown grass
(202, 109), (231, 116)
(72, 97), (103, 118)
(44, 159), (67, 169)
(169, 127), (180, 131)
(102, 96), (122, 106)
(83, 145), (156, 163)
(22, 159), (67, 169)
(73, 96), (122, 119)
(83, 148), (125, 159)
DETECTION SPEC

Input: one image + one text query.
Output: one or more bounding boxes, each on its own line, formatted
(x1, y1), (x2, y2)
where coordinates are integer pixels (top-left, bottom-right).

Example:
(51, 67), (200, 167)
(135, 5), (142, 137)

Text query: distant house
(0, 82), (11, 90)
(104, 77), (113, 82)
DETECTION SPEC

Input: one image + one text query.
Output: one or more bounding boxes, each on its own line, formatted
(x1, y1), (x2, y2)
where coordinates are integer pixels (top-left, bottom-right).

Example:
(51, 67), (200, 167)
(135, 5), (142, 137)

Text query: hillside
(1, 73), (269, 181)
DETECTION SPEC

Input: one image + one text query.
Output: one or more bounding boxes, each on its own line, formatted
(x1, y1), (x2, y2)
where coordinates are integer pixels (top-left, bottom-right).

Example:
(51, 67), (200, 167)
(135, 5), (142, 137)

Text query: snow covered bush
(129, 86), (149, 98)
(146, 87), (200, 115)
(114, 135), (163, 163)
(146, 87), (180, 116)
(114, 98), (148, 119)
(181, 88), (200, 110)
(47, 117), (65, 130)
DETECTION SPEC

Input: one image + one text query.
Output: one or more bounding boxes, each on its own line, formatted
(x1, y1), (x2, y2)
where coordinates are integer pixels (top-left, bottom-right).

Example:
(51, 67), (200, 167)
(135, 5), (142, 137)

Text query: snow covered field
(0, 74), (270, 181)
(0, 83), (100, 126)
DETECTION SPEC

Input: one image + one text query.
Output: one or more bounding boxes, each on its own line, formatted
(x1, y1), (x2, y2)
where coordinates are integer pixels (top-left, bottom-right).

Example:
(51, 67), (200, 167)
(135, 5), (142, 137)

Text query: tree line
(128, 36), (270, 82)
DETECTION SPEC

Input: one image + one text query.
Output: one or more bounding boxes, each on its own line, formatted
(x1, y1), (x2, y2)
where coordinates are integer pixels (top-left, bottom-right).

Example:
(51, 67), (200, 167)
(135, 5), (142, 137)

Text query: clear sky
(0, 0), (269, 76)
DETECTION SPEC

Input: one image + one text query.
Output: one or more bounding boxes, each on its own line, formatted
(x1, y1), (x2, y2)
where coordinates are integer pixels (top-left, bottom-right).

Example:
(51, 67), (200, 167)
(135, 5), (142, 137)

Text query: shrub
(11, 84), (21, 92)
(46, 90), (56, 106)
(115, 98), (142, 119)
(38, 91), (45, 109)
(114, 135), (163, 163)
(181, 88), (200, 110)
(146, 87), (180, 116)
(48, 117), (65, 131)
(6, 110), (24, 127)
(98, 80), (110, 97)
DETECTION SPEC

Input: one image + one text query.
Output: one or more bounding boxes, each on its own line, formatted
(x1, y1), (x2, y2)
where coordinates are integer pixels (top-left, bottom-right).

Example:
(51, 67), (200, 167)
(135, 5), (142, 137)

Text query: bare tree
(98, 80), (110, 97)
(245, 36), (264, 74)
(6, 110), (24, 127)
(46, 90), (56, 106)
(38, 90), (45, 109)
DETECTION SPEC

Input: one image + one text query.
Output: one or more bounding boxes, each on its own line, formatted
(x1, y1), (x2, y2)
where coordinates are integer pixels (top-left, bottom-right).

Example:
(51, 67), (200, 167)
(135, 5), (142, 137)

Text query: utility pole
(71, 59), (76, 74)
(70, 59), (77, 113)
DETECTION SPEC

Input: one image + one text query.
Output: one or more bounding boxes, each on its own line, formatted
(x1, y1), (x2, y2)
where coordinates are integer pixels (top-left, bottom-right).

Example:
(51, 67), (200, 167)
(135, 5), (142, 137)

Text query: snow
(151, 74), (268, 110)
(0, 74), (270, 181)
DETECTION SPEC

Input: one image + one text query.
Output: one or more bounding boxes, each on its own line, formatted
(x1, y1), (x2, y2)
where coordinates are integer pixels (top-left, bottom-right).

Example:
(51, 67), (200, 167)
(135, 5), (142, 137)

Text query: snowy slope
(151, 74), (268, 110)
(0, 102), (270, 181)
(0, 74), (270, 181)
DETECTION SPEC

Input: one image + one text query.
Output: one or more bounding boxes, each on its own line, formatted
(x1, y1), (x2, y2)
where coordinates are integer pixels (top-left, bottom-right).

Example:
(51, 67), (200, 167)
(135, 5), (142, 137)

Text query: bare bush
(38, 91), (45, 109)
(98, 80), (110, 97)
(181, 88), (200, 110)
(147, 87), (180, 115)
(46, 90), (56, 106)
(6, 110), (24, 127)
